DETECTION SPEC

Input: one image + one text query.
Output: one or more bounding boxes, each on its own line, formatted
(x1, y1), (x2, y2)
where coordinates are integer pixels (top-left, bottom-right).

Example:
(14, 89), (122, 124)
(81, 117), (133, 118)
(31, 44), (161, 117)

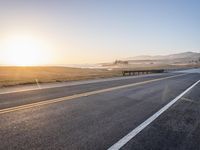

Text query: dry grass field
(0, 65), (199, 88)
(0, 67), (121, 87)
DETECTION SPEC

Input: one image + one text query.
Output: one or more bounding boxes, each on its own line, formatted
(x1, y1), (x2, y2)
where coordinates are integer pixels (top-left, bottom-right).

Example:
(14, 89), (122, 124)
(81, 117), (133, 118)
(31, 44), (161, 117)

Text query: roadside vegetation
(0, 66), (122, 87)
(0, 65), (199, 88)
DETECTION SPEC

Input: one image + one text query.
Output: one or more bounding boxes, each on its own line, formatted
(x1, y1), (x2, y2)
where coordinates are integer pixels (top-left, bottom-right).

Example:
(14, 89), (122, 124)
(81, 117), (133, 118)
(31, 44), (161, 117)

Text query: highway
(0, 70), (200, 150)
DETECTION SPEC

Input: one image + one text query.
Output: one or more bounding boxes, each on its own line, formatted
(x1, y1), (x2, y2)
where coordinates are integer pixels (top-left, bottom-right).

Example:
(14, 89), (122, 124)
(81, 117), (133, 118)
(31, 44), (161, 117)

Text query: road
(0, 70), (200, 150)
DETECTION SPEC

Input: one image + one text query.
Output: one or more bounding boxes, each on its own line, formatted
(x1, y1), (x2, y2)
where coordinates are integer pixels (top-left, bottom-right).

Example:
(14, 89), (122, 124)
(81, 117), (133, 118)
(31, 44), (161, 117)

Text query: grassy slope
(0, 67), (121, 87)
(0, 64), (199, 88)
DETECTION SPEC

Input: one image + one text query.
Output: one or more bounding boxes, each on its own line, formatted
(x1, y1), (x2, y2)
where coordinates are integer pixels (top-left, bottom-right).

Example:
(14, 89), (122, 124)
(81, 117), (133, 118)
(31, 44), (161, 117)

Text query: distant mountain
(108, 52), (200, 67)
(124, 52), (200, 61)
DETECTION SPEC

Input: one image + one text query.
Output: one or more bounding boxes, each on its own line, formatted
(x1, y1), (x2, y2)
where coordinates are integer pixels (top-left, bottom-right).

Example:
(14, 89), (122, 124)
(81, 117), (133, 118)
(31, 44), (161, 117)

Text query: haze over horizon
(0, 0), (200, 66)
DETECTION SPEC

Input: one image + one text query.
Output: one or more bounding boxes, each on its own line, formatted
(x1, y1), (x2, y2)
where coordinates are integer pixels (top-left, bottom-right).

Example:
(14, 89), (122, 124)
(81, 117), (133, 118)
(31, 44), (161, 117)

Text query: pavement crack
(181, 97), (200, 104)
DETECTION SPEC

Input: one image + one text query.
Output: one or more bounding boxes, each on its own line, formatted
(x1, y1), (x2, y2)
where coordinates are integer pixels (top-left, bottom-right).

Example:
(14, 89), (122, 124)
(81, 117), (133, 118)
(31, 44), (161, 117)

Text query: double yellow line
(0, 74), (186, 115)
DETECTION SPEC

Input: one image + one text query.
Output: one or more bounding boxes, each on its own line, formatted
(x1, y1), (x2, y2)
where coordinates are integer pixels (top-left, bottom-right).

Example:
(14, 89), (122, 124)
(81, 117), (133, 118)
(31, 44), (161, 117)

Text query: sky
(0, 0), (200, 65)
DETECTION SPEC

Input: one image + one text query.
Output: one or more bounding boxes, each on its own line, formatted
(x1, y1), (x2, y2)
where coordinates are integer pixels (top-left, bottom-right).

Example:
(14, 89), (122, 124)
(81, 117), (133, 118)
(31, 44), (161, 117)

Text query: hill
(102, 52), (200, 69)
(124, 52), (200, 61)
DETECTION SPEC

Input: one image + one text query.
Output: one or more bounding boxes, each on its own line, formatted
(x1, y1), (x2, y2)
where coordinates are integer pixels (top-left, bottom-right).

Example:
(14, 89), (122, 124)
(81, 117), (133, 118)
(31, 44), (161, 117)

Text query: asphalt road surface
(0, 70), (200, 150)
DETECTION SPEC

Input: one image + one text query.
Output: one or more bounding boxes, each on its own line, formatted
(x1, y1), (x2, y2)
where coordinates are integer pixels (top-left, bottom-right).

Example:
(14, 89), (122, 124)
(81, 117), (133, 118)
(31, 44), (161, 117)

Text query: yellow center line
(0, 74), (186, 115)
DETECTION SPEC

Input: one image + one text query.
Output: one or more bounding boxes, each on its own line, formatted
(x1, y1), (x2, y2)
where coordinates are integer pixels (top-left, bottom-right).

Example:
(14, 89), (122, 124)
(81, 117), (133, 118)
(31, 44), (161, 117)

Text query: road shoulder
(121, 82), (200, 150)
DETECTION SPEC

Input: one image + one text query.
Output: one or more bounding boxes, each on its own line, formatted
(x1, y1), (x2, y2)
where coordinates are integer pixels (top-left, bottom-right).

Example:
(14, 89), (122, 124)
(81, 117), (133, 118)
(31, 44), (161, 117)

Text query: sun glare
(2, 35), (49, 66)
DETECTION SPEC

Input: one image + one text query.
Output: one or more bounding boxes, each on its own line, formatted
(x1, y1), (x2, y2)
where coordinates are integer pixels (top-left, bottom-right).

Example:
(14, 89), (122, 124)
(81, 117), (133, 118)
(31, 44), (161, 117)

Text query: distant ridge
(124, 52), (200, 61)
(108, 51), (200, 67)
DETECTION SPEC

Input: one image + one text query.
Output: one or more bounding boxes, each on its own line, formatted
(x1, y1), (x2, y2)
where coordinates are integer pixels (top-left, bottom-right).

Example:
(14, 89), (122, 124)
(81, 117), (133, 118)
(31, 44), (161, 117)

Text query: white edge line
(108, 79), (200, 150)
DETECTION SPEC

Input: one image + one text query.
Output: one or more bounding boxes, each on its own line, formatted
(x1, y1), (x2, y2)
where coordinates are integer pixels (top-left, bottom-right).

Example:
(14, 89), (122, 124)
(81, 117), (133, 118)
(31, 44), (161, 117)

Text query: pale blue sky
(0, 0), (199, 64)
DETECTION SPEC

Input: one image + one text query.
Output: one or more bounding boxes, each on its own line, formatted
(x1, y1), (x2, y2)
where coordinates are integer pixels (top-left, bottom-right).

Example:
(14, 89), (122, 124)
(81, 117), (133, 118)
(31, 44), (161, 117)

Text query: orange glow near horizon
(1, 34), (53, 66)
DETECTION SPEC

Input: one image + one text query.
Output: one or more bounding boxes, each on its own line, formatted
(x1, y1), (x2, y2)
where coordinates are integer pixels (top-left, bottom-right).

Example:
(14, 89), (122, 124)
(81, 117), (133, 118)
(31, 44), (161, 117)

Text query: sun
(3, 35), (48, 66)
